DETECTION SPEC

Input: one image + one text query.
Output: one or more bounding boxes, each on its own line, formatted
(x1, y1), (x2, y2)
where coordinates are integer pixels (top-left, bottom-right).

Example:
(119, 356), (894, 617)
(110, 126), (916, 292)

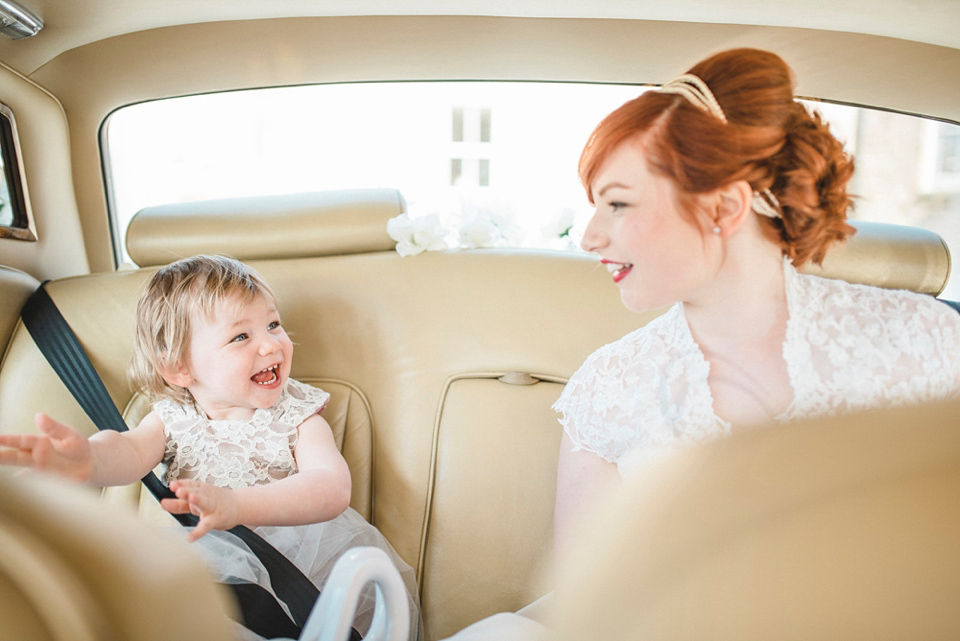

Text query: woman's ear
(711, 180), (753, 235)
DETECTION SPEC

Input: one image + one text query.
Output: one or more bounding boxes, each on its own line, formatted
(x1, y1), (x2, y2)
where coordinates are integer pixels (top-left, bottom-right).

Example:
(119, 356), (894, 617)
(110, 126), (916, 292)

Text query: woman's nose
(580, 210), (608, 253)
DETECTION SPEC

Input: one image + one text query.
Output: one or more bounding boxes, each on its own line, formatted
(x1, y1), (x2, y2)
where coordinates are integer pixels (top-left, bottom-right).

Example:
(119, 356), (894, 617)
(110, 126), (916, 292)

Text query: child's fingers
(34, 413), (76, 441)
(169, 479), (202, 495)
(0, 435), (45, 466)
(0, 432), (38, 451)
(186, 519), (213, 542)
(160, 497), (193, 514)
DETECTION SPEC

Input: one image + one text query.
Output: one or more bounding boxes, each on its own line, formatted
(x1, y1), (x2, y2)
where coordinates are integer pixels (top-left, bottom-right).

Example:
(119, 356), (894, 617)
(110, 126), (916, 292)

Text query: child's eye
(231, 333), (248, 343)
(268, 320), (281, 331)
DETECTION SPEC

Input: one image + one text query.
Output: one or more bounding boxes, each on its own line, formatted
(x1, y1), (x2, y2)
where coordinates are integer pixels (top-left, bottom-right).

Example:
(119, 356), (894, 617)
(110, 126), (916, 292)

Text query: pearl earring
(712, 225), (721, 234)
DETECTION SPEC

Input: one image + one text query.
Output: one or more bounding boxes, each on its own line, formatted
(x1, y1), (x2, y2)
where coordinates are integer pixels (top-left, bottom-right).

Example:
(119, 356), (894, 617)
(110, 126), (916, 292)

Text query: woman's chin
(620, 291), (667, 314)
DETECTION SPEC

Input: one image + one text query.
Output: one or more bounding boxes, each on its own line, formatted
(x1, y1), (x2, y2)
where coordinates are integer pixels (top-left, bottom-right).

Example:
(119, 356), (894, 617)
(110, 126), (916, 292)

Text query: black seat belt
(20, 283), (354, 640)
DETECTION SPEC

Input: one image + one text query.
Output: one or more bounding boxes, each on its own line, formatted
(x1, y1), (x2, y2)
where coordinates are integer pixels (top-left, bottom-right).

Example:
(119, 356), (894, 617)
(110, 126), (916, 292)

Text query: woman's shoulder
(576, 304), (687, 374)
(787, 268), (960, 410)
(794, 267), (960, 337)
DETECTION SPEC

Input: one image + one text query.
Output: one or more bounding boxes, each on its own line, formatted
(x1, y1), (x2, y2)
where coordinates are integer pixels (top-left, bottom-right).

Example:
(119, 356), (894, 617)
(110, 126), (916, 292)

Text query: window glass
(0, 103), (35, 241)
(104, 83), (960, 296)
(104, 82), (641, 263)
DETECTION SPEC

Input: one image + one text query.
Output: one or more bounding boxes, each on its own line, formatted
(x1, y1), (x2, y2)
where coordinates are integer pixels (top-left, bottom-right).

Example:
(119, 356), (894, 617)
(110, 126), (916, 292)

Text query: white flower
(541, 209), (576, 241)
(387, 213), (449, 256)
(458, 205), (523, 249)
(458, 215), (501, 249)
(539, 209), (580, 250)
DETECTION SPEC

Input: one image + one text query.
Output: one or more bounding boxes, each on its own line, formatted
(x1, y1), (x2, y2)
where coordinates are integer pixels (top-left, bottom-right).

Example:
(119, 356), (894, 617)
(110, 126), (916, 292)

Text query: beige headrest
(802, 220), (951, 296)
(125, 188), (405, 267)
(126, 189), (950, 297)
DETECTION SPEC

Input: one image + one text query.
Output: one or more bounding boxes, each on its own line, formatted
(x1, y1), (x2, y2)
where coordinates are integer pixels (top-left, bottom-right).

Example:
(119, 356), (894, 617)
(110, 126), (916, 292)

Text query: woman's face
(581, 138), (717, 313)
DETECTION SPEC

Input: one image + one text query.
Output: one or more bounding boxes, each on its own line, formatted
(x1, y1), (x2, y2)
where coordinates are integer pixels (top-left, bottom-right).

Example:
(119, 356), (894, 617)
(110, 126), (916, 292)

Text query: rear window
(103, 82), (960, 296)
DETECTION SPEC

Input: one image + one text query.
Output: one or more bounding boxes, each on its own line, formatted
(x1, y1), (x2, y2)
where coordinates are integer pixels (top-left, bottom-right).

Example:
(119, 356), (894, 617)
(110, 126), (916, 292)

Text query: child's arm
(162, 414), (352, 542)
(0, 411), (166, 486)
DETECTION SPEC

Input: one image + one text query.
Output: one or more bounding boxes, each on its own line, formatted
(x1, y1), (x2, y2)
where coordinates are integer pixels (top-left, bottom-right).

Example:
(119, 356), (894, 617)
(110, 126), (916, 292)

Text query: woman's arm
(554, 432), (622, 564)
(162, 414), (352, 541)
(0, 411), (166, 486)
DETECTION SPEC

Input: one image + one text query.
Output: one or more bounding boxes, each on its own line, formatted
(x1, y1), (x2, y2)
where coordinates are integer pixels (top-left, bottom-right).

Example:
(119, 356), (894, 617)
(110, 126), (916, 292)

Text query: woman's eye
(231, 333), (248, 343)
(610, 201), (627, 212)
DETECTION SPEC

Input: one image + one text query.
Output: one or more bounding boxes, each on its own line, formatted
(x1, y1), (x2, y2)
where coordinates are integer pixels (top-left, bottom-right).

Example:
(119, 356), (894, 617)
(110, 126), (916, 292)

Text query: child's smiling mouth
(251, 365), (280, 385)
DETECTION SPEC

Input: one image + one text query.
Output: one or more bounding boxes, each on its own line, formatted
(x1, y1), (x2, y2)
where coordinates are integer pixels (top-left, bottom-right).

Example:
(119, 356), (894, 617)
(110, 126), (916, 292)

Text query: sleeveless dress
(554, 259), (960, 479)
(155, 378), (421, 641)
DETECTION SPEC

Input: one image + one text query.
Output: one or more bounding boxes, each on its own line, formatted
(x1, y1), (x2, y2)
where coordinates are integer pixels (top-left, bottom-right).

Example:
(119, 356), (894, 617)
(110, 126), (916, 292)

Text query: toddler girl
(0, 254), (420, 641)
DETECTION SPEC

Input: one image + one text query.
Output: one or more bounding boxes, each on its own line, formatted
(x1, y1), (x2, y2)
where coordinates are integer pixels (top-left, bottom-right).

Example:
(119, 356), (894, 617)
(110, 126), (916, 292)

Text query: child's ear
(160, 362), (193, 389)
(711, 180), (753, 236)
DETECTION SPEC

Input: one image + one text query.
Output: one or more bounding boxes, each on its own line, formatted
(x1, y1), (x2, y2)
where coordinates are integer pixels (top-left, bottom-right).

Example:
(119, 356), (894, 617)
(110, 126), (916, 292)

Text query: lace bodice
(554, 260), (960, 477)
(157, 378), (330, 488)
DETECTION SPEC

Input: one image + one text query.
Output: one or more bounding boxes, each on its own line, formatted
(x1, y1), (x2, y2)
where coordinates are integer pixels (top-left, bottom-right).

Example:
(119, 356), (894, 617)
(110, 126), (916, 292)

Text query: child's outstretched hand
(0, 413), (93, 481)
(162, 479), (241, 542)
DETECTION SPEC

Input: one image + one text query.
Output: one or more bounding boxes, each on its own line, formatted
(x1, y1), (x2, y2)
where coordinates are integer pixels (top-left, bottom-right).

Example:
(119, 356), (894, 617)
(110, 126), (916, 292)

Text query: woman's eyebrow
(596, 181), (631, 198)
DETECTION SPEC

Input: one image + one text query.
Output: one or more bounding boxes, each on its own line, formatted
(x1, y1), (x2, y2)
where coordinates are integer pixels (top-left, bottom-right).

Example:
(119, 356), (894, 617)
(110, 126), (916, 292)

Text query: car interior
(1, 1), (959, 640)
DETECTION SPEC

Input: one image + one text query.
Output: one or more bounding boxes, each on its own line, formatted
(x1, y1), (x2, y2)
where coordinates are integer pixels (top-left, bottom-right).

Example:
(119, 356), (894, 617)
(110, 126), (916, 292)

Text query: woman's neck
(683, 238), (789, 355)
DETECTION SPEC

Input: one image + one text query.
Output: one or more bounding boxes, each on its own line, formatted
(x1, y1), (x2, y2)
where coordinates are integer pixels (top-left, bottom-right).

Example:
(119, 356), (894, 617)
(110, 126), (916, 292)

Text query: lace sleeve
(553, 333), (661, 464)
(553, 348), (619, 462)
(276, 379), (331, 427)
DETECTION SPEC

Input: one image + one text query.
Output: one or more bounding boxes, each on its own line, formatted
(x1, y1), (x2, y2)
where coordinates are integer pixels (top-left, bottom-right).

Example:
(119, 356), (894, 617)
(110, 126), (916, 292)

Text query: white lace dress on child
(156, 378), (420, 641)
(555, 259), (960, 479)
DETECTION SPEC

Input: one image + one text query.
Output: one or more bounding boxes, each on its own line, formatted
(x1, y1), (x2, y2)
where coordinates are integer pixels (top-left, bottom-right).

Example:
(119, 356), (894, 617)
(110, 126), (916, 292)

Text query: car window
(103, 82), (960, 296)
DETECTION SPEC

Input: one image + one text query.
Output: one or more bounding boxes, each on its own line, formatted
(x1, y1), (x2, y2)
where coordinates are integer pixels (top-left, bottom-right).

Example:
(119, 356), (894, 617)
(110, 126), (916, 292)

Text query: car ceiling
(0, 0), (958, 76)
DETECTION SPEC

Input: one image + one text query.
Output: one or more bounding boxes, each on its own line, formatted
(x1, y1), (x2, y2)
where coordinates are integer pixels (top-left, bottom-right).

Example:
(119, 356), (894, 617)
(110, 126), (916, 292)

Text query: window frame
(0, 102), (36, 242)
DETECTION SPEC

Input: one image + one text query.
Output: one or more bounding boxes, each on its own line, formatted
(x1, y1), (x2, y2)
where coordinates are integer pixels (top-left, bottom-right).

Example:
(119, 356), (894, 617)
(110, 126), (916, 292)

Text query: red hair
(579, 48), (855, 266)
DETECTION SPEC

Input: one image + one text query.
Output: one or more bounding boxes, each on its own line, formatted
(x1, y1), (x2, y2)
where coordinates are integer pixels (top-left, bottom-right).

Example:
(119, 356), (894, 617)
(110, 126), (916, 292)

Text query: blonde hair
(128, 255), (277, 404)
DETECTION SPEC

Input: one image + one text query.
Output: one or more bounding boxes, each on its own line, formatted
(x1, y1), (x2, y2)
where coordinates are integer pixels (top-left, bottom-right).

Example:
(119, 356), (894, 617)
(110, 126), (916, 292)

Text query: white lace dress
(156, 378), (421, 641)
(554, 260), (960, 478)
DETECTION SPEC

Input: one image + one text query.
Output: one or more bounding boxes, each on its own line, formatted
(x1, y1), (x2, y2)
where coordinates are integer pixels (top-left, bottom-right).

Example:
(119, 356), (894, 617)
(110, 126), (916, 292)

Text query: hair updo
(578, 47), (855, 266)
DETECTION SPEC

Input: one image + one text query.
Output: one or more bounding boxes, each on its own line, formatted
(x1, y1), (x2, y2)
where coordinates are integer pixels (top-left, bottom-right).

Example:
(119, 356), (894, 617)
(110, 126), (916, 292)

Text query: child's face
(176, 292), (294, 421)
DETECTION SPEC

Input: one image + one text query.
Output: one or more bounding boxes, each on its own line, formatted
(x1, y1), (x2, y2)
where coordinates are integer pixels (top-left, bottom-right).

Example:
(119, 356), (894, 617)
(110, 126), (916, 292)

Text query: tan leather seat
(0, 469), (236, 641)
(551, 397), (960, 640)
(0, 264), (39, 356)
(2, 187), (956, 640)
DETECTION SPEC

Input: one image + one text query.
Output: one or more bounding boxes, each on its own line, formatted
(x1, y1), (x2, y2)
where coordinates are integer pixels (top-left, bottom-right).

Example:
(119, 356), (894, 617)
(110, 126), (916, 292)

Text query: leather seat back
(0, 469), (236, 641)
(552, 396), (960, 640)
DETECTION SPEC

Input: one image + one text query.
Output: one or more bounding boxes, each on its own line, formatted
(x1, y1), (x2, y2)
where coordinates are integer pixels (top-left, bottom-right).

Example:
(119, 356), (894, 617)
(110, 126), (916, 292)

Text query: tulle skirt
(178, 507), (422, 640)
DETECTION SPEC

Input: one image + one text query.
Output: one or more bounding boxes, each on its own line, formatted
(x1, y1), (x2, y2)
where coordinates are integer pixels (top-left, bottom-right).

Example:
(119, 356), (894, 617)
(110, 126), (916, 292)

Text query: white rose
(458, 215), (500, 249)
(387, 213), (449, 256)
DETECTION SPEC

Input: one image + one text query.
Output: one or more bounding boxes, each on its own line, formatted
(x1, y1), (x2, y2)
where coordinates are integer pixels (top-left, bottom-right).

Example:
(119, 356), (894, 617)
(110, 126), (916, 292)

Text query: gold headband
(658, 73), (782, 219)
(658, 74), (728, 123)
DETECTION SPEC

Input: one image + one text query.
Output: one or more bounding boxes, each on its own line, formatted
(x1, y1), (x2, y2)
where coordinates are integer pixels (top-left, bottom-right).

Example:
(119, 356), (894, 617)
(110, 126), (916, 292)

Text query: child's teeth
(252, 366), (278, 385)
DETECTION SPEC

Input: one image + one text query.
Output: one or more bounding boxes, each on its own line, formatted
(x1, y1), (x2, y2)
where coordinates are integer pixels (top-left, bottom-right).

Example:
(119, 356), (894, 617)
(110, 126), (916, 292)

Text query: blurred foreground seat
(551, 397), (960, 640)
(0, 470), (236, 641)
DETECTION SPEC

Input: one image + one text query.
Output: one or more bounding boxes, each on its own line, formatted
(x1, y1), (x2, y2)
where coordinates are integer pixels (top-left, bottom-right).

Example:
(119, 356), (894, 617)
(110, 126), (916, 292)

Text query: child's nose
(258, 335), (281, 356)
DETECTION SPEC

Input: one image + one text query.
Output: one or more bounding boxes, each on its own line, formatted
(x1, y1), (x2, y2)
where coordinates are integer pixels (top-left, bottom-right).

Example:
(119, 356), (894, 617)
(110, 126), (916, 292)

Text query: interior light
(0, 0), (42, 40)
